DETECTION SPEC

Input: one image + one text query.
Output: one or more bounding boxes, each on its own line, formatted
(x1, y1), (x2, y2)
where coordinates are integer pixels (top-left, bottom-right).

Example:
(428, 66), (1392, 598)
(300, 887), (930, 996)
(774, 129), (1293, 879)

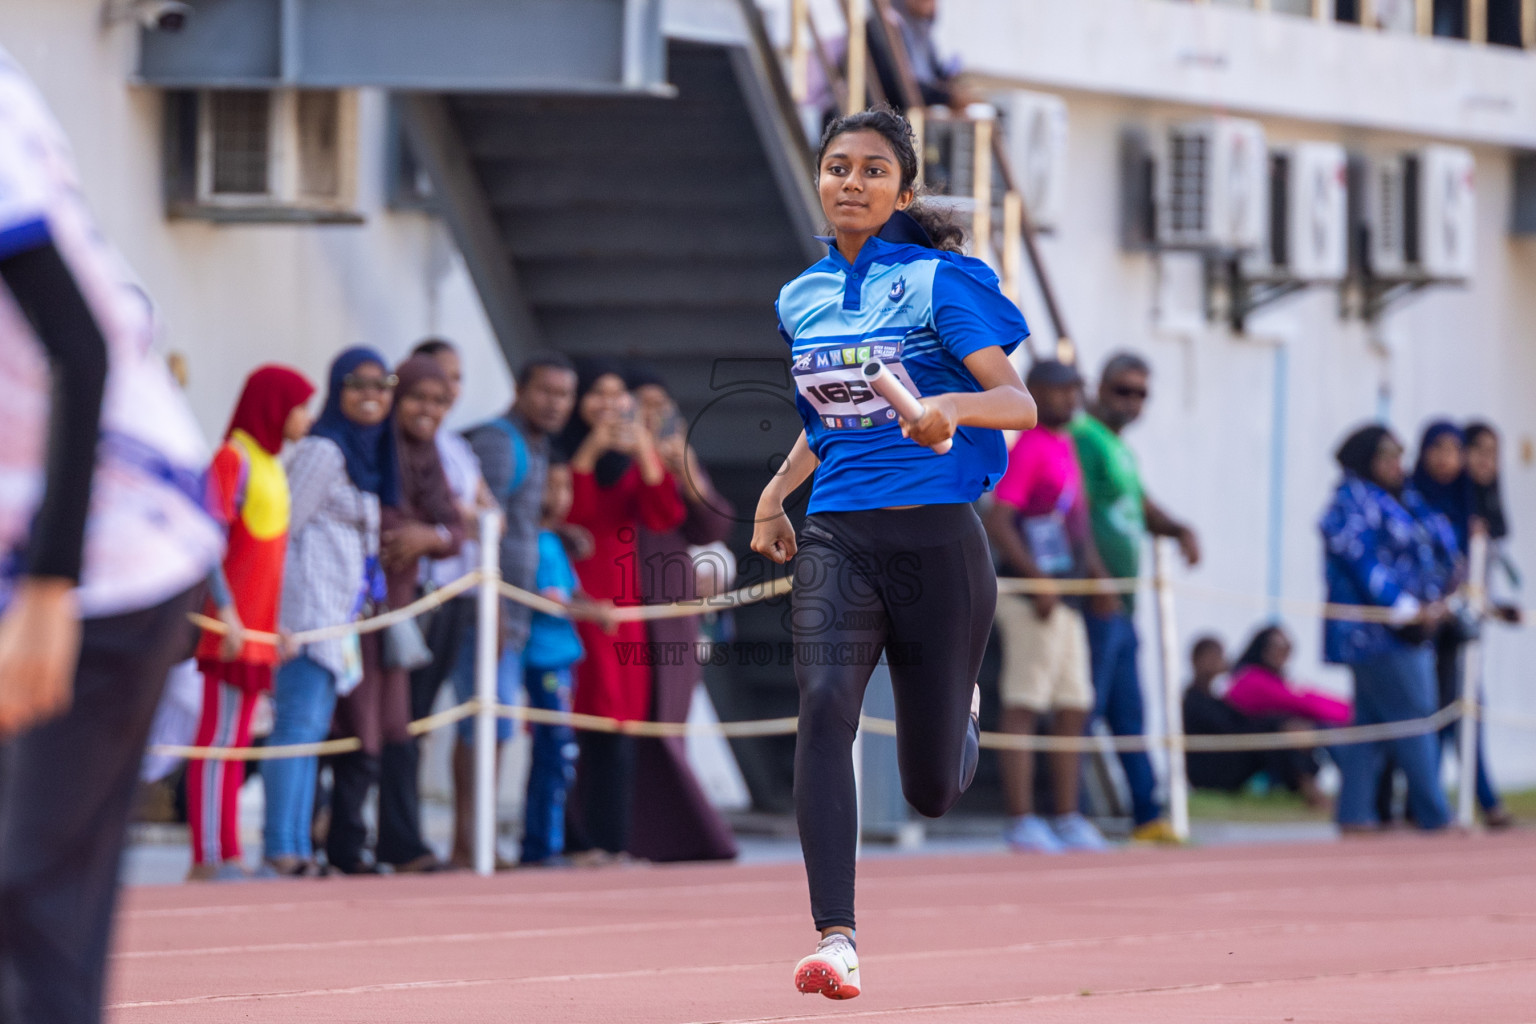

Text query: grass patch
(1498, 789), (1536, 819)
(1187, 787), (1329, 823)
(1188, 786), (1536, 823)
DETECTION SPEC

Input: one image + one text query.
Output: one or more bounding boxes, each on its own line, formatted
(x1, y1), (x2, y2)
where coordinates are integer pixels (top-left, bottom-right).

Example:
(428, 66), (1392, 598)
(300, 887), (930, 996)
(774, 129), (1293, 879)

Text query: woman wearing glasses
(263, 348), (401, 876)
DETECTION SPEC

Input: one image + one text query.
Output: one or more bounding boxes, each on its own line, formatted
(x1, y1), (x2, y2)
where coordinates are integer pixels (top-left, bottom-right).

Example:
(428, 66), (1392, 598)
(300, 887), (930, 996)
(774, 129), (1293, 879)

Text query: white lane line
(115, 913), (804, 960)
(677, 955), (1536, 1024)
(113, 914), (1536, 1008)
(122, 848), (1536, 922)
(110, 961), (776, 1009)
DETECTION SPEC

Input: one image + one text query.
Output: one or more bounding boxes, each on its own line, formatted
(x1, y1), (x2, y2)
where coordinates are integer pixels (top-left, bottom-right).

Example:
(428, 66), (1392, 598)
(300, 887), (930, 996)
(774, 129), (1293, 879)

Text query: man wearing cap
(984, 360), (1112, 853)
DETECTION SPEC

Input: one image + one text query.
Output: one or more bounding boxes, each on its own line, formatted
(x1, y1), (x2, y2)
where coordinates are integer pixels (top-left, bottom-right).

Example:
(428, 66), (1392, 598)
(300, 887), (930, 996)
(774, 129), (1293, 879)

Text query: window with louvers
(1169, 132), (1208, 237)
(1376, 164), (1400, 256)
(210, 91), (271, 195)
(298, 92), (340, 200)
(166, 89), (358, 222)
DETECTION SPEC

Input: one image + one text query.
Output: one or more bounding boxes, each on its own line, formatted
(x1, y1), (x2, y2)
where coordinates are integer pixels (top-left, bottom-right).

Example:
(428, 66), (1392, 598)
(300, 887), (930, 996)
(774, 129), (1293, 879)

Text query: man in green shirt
(1069, 352), (1200, 841)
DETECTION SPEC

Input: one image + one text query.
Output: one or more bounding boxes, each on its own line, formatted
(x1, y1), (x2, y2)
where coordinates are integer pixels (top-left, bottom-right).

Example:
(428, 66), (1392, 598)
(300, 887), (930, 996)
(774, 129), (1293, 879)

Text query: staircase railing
(778, 0), (1076, 364)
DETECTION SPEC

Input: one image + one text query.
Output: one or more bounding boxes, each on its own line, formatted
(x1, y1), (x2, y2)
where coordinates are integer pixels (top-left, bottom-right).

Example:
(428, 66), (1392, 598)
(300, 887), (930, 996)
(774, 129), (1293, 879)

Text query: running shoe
(1051, 812), (1109, 851)
(1129, 818), (1183, 845)
(794, 933), (861, 999)
(1005, 814), (1065, 853)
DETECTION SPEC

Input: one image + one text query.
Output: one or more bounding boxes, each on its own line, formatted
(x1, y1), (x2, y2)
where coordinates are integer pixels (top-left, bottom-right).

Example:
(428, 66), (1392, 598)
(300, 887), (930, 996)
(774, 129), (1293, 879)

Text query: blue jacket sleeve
(1322, 486), (1406, 609)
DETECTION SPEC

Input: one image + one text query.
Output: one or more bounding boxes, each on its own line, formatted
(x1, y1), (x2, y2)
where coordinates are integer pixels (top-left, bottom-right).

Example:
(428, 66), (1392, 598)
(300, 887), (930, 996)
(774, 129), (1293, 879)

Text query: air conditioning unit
(1369, 146), (1476, 280)
(1245, 142), (1349, 282)
(1158, 117), (1268, 251)
(994, 90), (1069, 230)
(1419, 146), (1476, 279)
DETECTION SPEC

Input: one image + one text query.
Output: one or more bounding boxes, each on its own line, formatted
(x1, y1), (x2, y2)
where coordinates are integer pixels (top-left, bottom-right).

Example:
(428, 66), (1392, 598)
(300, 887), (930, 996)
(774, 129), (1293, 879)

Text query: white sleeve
(0, 86), (54, 255)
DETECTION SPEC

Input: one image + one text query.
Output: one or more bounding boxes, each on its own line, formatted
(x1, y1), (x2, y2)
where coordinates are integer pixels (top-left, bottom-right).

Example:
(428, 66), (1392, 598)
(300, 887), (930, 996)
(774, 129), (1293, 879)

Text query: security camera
(133, 0), (193, 32)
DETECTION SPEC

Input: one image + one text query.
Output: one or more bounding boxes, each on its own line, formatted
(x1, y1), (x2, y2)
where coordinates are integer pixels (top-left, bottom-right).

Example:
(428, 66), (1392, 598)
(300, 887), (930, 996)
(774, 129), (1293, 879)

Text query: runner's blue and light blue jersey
(776, 212), (1029, 514)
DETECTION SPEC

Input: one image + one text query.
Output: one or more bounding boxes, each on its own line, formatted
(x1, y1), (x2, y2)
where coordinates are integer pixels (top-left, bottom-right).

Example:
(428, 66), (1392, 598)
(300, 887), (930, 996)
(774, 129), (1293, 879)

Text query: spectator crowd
(169, 343), (739, 879)
(156, 335), (1524, 880)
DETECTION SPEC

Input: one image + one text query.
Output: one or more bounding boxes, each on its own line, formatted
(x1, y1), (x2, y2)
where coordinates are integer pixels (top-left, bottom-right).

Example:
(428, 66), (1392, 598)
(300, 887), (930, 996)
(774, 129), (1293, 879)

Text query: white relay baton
(861, 359), (952, 455)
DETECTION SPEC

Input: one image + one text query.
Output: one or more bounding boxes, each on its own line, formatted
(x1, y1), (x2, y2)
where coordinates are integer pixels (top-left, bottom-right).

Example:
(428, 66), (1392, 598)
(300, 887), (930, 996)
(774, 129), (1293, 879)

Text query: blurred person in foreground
(1071, 352), (1200, 843)
(453, 351), (578, 867)
(187, 366), (315, 881)
(376, 338), (494, 870)
(984, 359), (1110, 853)
(1408, 421), (1513, 828)
(1321, 424), (1455, 834)
(0, 46), (223, 1023)
(625, 364), (739, 863)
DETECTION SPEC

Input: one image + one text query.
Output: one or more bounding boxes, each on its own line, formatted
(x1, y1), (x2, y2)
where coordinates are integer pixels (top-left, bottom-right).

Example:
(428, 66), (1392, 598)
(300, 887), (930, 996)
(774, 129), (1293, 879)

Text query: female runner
(752, 108), (1037, 1000)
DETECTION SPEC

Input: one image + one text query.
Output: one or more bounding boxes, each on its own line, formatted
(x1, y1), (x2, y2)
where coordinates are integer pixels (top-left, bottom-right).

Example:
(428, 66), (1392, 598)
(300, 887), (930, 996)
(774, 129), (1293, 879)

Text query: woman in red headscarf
(186, 365), (315, 881)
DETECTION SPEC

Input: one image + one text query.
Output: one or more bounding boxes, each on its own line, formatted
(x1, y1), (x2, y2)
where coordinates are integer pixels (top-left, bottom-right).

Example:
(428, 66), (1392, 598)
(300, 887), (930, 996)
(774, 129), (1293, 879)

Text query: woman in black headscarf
(1320, 423), (1456, 832)
(557, 359), (687, 860)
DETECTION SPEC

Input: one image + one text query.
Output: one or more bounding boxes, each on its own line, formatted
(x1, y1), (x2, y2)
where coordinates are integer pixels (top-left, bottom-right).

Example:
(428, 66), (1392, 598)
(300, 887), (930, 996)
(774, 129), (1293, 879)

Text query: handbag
(381, 616), (433, 672)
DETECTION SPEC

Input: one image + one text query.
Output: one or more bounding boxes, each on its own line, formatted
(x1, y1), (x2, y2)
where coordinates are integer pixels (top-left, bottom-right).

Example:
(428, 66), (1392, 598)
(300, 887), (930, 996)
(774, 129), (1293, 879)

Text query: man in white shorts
(985, 360), (1112, 853)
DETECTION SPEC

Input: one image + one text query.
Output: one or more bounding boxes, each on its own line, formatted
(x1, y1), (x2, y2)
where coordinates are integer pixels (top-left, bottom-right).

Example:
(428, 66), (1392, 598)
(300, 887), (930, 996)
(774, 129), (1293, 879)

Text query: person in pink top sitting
(1226, 626), (1351, 727)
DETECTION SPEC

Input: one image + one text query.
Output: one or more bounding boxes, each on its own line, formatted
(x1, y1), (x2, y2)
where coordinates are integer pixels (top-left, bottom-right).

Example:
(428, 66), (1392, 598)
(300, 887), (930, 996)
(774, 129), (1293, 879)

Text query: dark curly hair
(816, 107), (965, 254)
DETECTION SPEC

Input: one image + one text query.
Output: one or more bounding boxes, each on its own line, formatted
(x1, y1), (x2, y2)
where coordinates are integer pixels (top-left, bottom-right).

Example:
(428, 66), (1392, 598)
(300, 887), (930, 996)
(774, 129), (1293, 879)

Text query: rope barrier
(166, 553), (1524, 763)
(150, 695), (1494, 761)
(1475, 705), (1536, 731)
(188, 571), (483, 648)
(495, 573), (795, 622)
(149, 698), (482, 762)
(995, 577), (1140, 596)
(189, 566), (1510, 643)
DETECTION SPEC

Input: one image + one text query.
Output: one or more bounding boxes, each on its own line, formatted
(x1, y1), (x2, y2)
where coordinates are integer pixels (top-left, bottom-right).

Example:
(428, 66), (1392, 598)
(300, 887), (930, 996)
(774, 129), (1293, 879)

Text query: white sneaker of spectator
(1051, 812), (1109, 851)
(1005, 814), (1064, 854)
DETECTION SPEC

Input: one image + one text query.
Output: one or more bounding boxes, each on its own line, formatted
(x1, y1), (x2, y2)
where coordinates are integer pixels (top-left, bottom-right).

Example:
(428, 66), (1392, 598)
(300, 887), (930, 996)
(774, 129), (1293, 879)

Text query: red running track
(110, 832), (1536, 1023)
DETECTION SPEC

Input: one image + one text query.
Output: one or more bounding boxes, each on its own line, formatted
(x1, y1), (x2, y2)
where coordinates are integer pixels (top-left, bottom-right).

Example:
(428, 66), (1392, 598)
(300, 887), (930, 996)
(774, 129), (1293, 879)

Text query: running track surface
(111, 832), (1536, 1023)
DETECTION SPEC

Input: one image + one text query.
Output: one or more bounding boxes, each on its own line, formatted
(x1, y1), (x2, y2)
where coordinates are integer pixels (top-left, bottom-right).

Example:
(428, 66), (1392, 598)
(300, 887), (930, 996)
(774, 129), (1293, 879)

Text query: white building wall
(934, 3), (1536, 787)
(6, 0), (1533, 793)
(0, 1), (514, 437)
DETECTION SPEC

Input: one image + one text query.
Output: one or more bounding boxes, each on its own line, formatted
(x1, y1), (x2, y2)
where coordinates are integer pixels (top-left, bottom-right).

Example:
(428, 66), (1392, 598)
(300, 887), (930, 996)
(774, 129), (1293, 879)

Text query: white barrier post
(1456, 529), (1489, 831)
(1152, 540), (1191, 842)
(474, 509), (502, 876)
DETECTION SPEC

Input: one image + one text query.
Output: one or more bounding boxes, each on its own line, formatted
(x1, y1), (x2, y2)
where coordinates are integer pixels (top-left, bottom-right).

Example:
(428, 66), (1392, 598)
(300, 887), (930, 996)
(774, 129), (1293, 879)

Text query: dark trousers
(792, 505), (992, 932)
(1434, 630), (1500, 812)
(325, 750), (380, 871)
(1084, 611), (1161, 826)
(1187, 741), (1318, 793)
(377, 597), (471, 866)
(1337, 646), (1449, 829)
(569, 732), (636, 856)
(0, 585), (200, 1024)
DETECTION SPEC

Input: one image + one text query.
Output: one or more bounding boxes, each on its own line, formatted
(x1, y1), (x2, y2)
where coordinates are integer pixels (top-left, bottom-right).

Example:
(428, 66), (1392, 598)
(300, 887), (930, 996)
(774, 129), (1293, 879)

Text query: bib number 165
(802, 379), (874, 406)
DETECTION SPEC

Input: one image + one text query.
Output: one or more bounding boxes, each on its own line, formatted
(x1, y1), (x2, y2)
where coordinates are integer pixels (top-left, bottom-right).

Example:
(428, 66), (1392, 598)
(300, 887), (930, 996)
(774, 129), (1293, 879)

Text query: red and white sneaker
(794, 934), (861, 999)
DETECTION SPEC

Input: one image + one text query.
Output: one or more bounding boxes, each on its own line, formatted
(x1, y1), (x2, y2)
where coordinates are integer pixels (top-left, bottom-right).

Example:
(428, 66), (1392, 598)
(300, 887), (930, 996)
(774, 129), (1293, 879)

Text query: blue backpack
(483, 417), (529, 500)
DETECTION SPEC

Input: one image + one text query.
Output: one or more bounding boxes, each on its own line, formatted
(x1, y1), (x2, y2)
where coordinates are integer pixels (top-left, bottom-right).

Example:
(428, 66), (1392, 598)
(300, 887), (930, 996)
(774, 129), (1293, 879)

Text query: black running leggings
(792, 503), (995, 931)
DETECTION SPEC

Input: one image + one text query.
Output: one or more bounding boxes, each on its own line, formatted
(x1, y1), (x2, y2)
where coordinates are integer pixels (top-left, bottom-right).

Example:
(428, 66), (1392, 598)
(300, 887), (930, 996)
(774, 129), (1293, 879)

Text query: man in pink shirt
(983, 360), (1113, 853)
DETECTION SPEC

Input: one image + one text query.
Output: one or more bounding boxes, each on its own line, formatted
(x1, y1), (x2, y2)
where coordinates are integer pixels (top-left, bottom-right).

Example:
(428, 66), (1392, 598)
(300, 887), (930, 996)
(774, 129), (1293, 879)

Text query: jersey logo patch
(888, 277), (906, 303)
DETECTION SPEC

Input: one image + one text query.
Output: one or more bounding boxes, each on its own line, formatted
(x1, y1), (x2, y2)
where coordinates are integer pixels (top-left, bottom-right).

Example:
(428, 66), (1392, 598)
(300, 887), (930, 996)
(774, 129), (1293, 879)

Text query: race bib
(792, 340), (922, 431)
(1022, 513), (1074, 576)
